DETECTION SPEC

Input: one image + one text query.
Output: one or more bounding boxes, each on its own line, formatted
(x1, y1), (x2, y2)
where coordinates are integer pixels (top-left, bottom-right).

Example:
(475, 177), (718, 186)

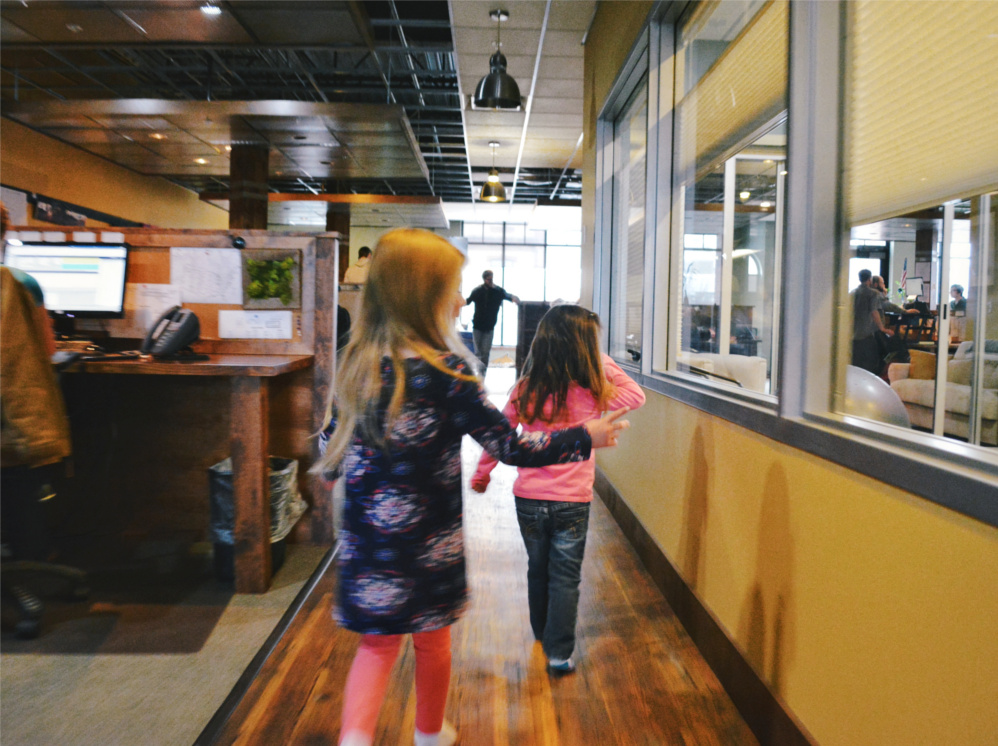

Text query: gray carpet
(1, 542), (327, 746)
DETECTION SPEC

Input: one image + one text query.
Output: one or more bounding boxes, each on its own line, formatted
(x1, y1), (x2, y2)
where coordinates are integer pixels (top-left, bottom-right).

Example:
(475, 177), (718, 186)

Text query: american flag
(899, 258), (908, 298)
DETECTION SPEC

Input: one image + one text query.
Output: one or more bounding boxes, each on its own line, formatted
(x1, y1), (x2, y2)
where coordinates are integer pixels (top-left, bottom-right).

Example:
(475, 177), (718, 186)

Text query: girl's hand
(585, 408), (630, 448)
(471, 474), (490, 493)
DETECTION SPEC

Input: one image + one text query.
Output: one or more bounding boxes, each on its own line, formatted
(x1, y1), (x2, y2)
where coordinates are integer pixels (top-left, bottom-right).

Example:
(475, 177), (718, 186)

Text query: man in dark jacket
(465, 270), (519, 370)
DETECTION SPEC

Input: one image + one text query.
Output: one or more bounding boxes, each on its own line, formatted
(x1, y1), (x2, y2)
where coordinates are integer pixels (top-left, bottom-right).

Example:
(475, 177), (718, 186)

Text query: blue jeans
(472, 328), (493, 370)
(514, 497), (591, 661)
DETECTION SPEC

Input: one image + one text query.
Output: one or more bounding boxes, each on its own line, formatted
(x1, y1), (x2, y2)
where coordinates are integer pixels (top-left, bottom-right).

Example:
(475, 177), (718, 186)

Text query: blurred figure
(1, 267), (72, 562)
(1, 202), (56, 355)
(343, 246), (372, 284)
(336, 305), (352, 352)
(871, 275), (916, 317)
(851, 268), (891, 374)
(465, 269), (519, 370)
(949, 284), (966, 315)
(871, 274), (913, 366)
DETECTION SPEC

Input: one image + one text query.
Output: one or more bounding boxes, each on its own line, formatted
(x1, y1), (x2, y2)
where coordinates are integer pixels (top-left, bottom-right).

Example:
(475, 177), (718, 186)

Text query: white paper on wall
(105, 283), (182, 338)
(169, 247), (242, 303)
(218, 310), (293, 339)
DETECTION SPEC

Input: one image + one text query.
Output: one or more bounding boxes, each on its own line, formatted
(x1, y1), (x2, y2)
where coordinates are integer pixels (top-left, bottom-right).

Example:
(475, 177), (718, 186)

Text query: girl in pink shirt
(471, 305), (645, 674)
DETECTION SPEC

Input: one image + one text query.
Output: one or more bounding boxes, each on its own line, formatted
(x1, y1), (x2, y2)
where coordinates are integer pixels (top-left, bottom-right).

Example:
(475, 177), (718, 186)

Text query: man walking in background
(466, 269), (519, 370)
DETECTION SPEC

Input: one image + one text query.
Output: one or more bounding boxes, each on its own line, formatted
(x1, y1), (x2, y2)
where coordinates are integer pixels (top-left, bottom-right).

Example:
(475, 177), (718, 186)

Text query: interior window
(607, 80), (648, 365)
(667, 0), (788, 395)
(837, 0), (998, 449)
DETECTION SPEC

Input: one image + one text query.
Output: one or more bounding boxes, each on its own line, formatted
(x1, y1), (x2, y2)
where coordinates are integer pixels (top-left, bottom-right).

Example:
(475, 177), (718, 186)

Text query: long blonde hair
(313, 228), (477, 474)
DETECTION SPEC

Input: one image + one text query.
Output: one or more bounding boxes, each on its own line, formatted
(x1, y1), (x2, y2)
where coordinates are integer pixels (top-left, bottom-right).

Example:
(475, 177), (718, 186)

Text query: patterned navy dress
(319, 354), (591, 635)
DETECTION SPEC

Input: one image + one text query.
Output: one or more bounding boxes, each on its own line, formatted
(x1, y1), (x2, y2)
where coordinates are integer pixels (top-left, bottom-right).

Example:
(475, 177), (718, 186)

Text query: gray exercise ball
(843, 365), (911, 428)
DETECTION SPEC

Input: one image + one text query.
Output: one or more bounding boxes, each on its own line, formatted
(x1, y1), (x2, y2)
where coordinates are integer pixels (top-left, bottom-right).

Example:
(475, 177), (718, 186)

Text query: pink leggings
(339, 626), (452, 742)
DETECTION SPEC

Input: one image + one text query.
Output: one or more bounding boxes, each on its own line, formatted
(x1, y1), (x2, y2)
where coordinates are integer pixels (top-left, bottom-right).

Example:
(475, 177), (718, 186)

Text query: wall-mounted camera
(231, 236), (246, 249)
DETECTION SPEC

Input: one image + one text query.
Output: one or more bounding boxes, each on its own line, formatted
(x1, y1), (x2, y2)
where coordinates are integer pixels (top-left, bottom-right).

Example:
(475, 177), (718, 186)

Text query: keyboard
(53, 339), (100, 353)
(78, 350), (143, 362)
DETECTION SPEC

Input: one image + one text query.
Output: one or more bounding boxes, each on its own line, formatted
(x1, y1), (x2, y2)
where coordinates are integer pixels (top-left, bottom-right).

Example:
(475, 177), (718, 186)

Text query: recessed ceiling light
(760, 201), (772, 208)
(764, 159), (773, 164)
(201, 4), (222, 15)
(739, 190), (751, 201)
(224, 145), (232, 151)
(149, 133), (166, 140)
(194, 158), (208, 164)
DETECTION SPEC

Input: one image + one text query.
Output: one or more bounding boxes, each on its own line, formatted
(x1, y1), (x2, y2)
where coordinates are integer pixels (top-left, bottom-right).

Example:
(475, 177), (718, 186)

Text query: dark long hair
(515, 305), (614, 424)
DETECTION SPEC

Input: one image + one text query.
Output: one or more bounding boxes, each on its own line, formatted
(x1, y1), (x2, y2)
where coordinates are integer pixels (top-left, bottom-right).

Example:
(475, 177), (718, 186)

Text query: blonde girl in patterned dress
(313, 229), (629, 746)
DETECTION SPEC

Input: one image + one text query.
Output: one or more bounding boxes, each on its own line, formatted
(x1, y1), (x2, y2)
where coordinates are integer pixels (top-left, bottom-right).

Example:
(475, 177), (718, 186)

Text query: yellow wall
(586, 5), (998, 745)
(598, 393), (998, 745)
(1, 118), (228, 229)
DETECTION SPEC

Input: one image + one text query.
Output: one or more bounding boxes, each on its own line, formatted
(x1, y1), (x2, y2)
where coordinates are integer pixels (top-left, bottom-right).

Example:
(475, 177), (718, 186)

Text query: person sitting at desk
(872, 274), (920, 363)
(872, 275), (918, 318)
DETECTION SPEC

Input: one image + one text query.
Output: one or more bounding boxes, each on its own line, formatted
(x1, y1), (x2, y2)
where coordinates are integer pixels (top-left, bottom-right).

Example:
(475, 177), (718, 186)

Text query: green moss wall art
(241, 249), (301, 308)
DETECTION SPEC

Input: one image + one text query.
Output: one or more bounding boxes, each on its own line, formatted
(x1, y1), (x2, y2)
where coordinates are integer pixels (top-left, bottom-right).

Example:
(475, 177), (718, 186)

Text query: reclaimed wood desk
(70, 353), (314, 593)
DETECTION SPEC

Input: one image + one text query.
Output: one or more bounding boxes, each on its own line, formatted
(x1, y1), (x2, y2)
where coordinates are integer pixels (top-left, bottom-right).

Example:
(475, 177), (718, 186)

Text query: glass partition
(838, 0), (998, 448)
(607, 80), (648, 364)
(667, 0), (788, 395)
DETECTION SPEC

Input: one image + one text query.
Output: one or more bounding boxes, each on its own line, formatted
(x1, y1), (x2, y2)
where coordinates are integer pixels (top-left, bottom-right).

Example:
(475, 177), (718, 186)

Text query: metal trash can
(208, 456), (307, 583)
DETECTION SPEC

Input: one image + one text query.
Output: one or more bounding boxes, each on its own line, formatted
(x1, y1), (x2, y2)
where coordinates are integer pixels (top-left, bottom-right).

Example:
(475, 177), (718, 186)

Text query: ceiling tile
(121, 9), (253, 43)
(0, 8), (145, 44)
(233, 8), (363, 45)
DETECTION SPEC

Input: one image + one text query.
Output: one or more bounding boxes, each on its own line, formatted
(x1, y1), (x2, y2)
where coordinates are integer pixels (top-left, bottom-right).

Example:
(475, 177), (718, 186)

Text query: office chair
(0, 347), (89, 640)
(1, 464), (89, 639)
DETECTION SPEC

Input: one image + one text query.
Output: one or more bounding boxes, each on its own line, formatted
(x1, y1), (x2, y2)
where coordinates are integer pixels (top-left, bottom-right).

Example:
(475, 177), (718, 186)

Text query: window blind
(676, 0), (788, 177)
(844, 0), (998, 225)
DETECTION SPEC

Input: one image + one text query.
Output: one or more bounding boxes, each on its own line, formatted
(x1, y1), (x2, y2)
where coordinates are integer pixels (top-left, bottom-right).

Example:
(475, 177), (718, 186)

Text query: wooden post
(326, 207), (350, 282)
(310, 235), (339, 544)
(231, 376), (272, 593)
(230, 145), (270, 229)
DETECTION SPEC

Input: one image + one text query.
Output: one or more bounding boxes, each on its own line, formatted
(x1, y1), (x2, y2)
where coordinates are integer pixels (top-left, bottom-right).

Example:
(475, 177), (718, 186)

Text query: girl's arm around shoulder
(443, 364), (592, 468)
(602, 354), (646, 411)
(471, 386), (520, 492)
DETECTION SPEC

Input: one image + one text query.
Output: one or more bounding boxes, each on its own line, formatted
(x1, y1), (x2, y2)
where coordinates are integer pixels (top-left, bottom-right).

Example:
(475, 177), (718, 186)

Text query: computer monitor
(3, 242), (129, 319)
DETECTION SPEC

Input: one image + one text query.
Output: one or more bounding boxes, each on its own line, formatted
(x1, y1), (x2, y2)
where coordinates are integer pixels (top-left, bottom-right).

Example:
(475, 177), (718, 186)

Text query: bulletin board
(62, 228), (326, 355)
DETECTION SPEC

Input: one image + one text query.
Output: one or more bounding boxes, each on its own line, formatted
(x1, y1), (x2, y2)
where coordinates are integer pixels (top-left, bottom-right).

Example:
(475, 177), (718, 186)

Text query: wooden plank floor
(212, 381), (756, 745)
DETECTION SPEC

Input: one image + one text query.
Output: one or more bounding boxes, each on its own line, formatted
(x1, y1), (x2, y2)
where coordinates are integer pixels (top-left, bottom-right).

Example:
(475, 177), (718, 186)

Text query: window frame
(595, 27), (652, 372)
(592, 0), (997, 527)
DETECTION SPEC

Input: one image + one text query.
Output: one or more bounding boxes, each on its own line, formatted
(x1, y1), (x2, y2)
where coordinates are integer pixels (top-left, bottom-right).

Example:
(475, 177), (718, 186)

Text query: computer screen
(4, 242), (129, 317)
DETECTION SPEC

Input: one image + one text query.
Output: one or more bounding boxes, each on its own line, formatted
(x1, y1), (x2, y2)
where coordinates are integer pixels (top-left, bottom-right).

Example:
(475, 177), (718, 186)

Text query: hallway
(208, 370), (757, 745)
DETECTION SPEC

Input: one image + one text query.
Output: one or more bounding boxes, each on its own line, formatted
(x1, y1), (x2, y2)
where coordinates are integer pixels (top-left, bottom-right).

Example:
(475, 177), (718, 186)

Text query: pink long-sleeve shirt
(473, 354), (646, 502)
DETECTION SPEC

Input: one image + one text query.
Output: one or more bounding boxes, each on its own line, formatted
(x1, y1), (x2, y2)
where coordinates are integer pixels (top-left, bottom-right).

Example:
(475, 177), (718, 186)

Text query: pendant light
(472, 9), (522, 110)
(481, 142), (506, 203)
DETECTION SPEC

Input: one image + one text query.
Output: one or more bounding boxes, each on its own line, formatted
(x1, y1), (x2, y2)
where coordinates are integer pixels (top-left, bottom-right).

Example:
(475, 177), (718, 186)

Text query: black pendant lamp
(481, 142), (506, 203)
(473, 9), (522, 110)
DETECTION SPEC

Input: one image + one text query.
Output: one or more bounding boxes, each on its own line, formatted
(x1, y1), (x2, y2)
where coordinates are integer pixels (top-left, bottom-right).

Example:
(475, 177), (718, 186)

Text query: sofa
(888, 341), (998, 445)
(677, 350), (768, 393)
